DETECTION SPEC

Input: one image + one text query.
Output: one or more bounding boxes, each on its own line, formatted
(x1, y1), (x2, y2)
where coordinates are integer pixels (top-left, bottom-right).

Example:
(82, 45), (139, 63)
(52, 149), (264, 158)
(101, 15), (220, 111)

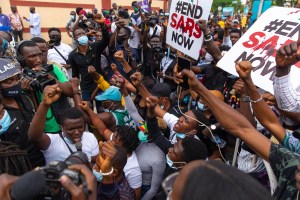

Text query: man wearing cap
(95, 86), (135, 129)
(0, 58), (45, 168)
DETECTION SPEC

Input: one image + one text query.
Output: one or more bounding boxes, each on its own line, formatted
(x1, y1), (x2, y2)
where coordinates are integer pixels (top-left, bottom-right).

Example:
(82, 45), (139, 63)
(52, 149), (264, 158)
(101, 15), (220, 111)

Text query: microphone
(11, 170), (46, 200)
(75, 141), (82, 152)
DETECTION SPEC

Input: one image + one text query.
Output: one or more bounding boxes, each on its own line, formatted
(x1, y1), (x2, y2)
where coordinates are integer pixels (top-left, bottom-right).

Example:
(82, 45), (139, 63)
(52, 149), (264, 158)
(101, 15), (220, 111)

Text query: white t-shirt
(149, 24), (162, 37)
(128, 26), (140, 49)
(48, 43), (73, 78)
(42, 132), (99, 165)
(124, 151), (142, 189)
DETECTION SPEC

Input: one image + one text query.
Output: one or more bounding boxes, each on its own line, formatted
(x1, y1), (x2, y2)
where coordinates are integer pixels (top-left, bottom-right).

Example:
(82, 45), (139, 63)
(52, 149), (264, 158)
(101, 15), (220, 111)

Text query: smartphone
(177, 57), (191, 89)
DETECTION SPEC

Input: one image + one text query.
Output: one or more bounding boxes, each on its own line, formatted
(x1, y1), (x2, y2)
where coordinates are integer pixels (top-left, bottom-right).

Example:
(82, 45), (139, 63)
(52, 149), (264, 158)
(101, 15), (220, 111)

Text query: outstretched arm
(176, 69), (271, 161)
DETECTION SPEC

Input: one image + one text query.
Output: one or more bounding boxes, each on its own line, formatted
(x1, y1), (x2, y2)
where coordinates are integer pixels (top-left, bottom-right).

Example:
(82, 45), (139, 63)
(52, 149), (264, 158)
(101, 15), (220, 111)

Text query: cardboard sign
(166, 0), (213, 60)
(137, 0), (149, 12)
(217, 7), (300, 94)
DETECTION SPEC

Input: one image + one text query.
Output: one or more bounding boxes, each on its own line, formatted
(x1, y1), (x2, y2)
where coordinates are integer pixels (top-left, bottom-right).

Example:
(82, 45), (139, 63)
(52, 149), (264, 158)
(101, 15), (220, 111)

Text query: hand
(94, 18), (105, 24)
(0, 174), (19, 200)
(126, 48), (133, 58)
(79, 101), (91, 112)
(20, 76), (33, 91)
(224, 20), (232, 29)
(197, 20), (209, 35)
(29, 25), (34, 28)
(130, 72), (142, 86)
(87, 65), (97, 74)
(146, 96), (158, 110)
(115, 20), (126, 29)
(110, 63), (121, 76)
(97, 141), (116, 173)
(235, 61), (253, 81)
(157, 71), (163, 78)
(232, 79), (246, 96)
(114, 51), (125, 62)
(42, 84), (62, 106)
(276, 40), (300, 68)
(115, 75), (125, 89)
(88, 30), (97, 36)
(70, 78), (80, 90)
(60, 164), (97, 200)
(175, 69), (199, 91)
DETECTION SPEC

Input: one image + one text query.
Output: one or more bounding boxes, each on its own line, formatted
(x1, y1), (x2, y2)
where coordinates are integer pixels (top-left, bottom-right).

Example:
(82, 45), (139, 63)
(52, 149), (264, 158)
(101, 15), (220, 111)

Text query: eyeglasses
(162, 172), (179, 200)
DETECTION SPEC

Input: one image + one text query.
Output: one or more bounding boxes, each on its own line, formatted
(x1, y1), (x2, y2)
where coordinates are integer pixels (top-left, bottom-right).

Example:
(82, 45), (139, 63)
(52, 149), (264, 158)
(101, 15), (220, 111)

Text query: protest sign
(166, 0), (213, 60)
(137, 0), (149, 12)
(217, 7), (300, 94)
(222, 7), (234, 19)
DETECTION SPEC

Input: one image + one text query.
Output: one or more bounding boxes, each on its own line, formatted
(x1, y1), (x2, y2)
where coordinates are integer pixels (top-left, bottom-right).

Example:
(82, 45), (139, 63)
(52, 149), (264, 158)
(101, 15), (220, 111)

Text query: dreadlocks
(0, 141), (32, 176)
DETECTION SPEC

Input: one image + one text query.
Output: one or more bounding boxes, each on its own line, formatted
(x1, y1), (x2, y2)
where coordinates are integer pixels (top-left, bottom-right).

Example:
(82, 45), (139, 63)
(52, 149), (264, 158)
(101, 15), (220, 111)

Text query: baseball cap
(151, 83), (171, 97)
(95, 86), (122, 101)
(0, 58), (21, 82)
(79, 9), (87, 16)
(232, 19), (239, 24)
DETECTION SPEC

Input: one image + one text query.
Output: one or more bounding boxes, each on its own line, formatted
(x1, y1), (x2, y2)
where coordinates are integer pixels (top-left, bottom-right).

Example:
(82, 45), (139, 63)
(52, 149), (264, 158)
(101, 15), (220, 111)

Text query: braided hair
(0, 141), (32, 176)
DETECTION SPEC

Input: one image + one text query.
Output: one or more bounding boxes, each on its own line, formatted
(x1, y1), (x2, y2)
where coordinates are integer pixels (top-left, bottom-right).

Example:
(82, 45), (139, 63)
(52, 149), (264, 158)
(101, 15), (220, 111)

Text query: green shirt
(112, 109), (135, 129)
(36, 65), (68, 133)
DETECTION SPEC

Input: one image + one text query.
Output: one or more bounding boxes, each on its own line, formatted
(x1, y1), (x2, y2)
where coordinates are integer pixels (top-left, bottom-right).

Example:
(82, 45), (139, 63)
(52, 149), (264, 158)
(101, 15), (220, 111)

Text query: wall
(1, 0), (165, 45)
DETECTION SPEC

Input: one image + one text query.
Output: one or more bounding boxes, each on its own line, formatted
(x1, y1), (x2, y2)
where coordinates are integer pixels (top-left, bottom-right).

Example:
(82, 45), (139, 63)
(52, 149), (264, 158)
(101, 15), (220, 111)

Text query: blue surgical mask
(197, 102), (207, 112)
(93, 169), (103, 182)
(176, 133), (185, 139)
(64, 136), (75, 144)
(0, 110), (11, 135)
(166, 154), (175, 169)
(138, 131), (148, 142)
(1, 37), (8, 51)
(77, 35), (89, 45)
(70, 15), (75, 20)
(227, 74), (238, 79)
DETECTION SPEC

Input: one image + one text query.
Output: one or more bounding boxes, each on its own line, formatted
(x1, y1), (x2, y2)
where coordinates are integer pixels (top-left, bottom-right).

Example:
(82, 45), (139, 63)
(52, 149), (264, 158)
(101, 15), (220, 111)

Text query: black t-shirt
(0, 94), (45, 168)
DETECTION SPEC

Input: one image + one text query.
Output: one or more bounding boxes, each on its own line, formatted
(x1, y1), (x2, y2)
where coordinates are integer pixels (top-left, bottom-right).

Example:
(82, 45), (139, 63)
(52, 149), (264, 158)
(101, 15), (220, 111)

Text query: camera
(22, 64), (56, 91)
(38, 152), (89, 200)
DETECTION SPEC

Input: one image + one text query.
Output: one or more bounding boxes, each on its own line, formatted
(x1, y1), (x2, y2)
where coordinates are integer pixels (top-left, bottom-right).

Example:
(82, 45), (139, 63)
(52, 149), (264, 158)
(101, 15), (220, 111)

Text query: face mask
(2, 82), (22, 98)
(77, 35), (89, 45)
(166, 154), (176, 169)
(53, 37), (61, 46)
(1, 37), (8, 51)
(138, 131), (149, 142)
(70, 15), (75, 20)
(0, 110), (11, 135)
(227, 74), (238, 79)
(64, 136), (75, 144)
(102, 102), (115, 113)
(197, 102), (207, 112)
(133, 6), (139, 12)
(176, 133), (186, 139)
(93, 169), (103, 182)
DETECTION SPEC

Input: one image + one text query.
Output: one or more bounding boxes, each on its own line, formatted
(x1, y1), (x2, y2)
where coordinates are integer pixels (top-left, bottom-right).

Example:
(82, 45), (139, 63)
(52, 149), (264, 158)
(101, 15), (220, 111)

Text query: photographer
(0, 164), (97, 200)
(17, 40), (72, 133)
(0, 58), (45, 168)
(28, 84), (99, 165)
(148, 16), (161, 38)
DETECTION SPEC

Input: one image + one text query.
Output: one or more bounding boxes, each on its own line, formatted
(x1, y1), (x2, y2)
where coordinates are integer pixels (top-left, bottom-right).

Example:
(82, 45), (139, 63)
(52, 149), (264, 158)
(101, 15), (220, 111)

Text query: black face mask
(2, 82), (22, 98)
(53, 37), (61, 46)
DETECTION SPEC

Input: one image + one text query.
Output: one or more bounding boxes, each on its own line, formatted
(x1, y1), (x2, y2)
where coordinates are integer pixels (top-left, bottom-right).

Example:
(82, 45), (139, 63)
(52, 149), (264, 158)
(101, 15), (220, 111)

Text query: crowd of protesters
(1, 1), (300, 200)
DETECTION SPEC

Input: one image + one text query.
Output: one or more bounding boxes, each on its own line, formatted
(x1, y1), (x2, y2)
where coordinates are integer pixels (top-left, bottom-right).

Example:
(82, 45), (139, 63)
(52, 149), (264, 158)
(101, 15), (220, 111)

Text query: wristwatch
(240, 96), (250, 102)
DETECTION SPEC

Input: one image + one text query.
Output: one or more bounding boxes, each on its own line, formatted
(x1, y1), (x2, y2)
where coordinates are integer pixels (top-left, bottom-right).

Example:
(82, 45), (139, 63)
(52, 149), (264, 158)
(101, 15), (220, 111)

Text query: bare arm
(177, 69), (271, 161)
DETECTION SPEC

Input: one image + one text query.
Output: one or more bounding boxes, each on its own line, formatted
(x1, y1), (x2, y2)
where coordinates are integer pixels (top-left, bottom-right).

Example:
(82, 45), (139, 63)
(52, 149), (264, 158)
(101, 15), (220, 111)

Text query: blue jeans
(132, 48), (141, 63)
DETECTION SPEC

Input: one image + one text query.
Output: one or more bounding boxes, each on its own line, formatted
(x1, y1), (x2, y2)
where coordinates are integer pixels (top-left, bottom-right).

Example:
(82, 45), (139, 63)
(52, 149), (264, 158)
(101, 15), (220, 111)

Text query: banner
(137, 0), (149, 12)
(222, 7), (234, 19)
(166, 0), (213, 60)
(217, 7), (300, 94)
